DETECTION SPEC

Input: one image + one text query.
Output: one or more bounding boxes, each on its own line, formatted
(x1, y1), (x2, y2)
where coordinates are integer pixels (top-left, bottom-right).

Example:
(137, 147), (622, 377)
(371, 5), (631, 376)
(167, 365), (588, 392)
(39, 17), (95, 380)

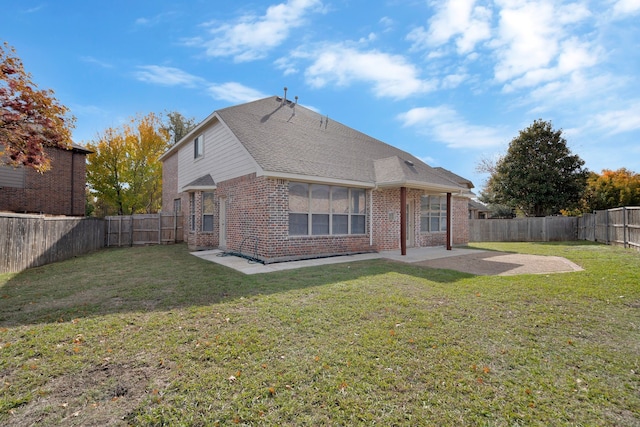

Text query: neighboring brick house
(160, 95), (474, 263)
(0, 143), (91, 216)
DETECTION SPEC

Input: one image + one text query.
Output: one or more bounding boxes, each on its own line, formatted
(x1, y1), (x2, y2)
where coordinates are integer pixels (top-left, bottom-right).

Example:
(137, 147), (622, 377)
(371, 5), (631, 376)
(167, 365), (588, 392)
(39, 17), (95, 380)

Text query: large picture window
(289, 183), (367, 236)
(202, 192), (215, 232)
(420, 195), (447, 233)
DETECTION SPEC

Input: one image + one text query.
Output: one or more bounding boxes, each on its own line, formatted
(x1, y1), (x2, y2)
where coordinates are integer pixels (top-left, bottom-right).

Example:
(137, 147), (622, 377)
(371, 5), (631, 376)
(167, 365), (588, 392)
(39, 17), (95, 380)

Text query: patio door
(406, 201), (415, 247)
(219, 197), (227, 249)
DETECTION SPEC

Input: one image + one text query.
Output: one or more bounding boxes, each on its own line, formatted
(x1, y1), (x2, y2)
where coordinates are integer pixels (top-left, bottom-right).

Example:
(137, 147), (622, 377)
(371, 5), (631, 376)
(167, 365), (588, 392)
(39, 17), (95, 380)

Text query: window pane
(289, 183), (309, 212)
(430, 196), (441, 211)
(440, 217), (447, 232)
(420, 196), (429, 212)
(430, 216), (439, 232)
(332, 214), (348, 234)
(420, 215), (429, 233)
(332, 187), (349, 213)
(203, 192), (215, 214)
(312, 214), (329, 235)
(311, 185), (330, 212)
(351, 215), (366, 234)
(351, 189), (366, 214)
(289, 213), (308, 235)
(203, 215), (214, 232)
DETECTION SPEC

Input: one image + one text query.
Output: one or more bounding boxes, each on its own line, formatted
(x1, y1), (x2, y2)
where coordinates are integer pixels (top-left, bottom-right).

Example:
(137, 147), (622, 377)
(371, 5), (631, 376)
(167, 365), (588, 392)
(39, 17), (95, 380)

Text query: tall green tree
(1, 42), (75, 172)
(479, 119), (588, 217)
(163, 111), (196, 145)
(86, 113), (170, 215)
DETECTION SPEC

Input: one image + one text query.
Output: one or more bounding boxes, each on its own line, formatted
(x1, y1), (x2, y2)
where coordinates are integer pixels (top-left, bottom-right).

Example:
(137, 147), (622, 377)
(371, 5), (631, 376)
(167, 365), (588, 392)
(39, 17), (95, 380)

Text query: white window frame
(420, 195), (447, 233)
(202, 192), (215, 232)
(194, 135), (204, 159)
(288, 183), (366, 236)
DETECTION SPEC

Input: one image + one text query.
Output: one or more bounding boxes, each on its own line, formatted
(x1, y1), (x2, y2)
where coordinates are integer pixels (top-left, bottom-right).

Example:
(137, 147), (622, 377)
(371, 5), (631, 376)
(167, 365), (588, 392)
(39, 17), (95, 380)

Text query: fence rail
(0, 213), (104, 273)
(469, 216), (578, 242)
(578, 207), (640, 250)
(105, 213), (183, 247)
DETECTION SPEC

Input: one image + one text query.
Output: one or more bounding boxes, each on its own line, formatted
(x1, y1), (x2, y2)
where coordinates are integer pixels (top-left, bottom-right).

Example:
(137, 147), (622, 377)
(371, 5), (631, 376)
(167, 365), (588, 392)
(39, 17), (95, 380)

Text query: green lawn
(1, 242), (638, 426)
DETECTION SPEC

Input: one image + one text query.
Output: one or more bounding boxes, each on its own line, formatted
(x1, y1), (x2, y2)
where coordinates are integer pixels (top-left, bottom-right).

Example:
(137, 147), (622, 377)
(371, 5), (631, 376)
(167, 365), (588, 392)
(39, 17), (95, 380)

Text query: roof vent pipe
(282, 87), (288, 105)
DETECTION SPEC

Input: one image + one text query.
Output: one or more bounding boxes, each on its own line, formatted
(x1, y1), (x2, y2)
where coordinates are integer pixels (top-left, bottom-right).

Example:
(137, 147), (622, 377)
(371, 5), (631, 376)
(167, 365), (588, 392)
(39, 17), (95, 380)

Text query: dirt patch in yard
(414, 251), (584, 276)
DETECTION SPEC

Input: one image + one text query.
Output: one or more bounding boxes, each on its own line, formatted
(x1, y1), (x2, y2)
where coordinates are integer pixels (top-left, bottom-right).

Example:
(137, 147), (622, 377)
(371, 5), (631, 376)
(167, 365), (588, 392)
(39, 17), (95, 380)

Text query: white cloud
(492, 1), (595, 88)
(592, 100), (640, 134)
(134, 66), (204, 87)
(297, 44), (434, 99)
(613, 0), (640, 15)
(195, 0), (322, 62)
(80, 56), (113, 69)
(207, 82), (268, 103)
(407, 0), (492, 54)
(397, 106), (506, 149)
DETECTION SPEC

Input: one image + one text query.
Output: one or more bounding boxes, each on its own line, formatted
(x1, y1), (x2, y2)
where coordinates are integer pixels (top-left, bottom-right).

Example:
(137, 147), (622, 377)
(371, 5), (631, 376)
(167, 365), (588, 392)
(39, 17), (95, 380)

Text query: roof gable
(167, 96), (473, 193)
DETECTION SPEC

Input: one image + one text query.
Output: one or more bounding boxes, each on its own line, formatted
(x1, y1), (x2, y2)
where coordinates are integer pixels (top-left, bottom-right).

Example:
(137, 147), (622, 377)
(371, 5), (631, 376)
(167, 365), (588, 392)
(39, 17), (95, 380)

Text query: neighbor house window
(202, 192), (214, 232)
(194, 135), (204, 159)
(289, 183), (366, 236)
(189, 193), (196, 231)
(420, 195), (447, 233)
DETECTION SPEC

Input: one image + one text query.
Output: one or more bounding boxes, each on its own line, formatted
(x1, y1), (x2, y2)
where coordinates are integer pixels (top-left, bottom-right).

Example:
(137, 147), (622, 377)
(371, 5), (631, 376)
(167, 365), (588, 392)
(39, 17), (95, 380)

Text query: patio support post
(400, 186), (407, 256)
(446, 192), (452, 250)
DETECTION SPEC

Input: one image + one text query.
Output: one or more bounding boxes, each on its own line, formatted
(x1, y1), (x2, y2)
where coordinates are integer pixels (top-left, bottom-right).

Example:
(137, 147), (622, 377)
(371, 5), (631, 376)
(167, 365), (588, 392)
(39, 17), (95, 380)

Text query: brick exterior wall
(0, 146), (88, 216)
(174, 172), (471, 261)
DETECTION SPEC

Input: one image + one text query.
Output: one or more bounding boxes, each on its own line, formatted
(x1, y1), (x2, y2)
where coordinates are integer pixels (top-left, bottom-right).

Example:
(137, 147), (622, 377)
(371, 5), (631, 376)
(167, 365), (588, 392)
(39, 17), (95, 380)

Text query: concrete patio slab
(190, 247), (485, 275)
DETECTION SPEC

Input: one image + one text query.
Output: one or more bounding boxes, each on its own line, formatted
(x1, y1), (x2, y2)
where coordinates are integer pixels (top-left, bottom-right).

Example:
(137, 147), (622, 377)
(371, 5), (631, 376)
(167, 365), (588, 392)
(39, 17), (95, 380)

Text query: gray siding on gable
(0, 166), (25, 188)
(177, 120), (258, 191)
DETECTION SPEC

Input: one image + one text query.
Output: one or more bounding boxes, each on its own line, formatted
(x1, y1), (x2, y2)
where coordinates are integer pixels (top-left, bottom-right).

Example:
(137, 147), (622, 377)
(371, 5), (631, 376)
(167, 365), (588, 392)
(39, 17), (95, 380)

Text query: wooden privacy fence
(105, 213), (183, 247)
(469, 216), (578, 242)
(0, 213), (104, 273)
(578, 207), (640, 250)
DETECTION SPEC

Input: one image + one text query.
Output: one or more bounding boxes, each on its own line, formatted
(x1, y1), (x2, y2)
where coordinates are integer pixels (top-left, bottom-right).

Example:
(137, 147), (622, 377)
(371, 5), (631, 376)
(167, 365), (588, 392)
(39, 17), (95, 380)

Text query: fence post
(158, 214), (162, 244)
(623, 207), (628, 248)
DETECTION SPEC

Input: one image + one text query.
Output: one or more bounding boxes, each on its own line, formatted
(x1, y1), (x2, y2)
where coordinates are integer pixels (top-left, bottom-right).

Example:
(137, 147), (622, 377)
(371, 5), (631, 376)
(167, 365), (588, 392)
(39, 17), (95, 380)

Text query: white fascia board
(375, 179), (464, 193)
(181, 185), (218, 192)
(259, 171), (375, 188)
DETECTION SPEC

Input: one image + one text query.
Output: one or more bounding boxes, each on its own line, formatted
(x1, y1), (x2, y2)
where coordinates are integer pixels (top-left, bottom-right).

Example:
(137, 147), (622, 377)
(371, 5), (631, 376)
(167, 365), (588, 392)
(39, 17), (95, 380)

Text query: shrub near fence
(0, 213), (104, 274)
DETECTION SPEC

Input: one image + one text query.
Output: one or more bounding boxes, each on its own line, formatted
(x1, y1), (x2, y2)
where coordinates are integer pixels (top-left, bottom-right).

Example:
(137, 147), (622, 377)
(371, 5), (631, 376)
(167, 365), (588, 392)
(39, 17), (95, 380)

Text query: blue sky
(3, 0), (639, 191)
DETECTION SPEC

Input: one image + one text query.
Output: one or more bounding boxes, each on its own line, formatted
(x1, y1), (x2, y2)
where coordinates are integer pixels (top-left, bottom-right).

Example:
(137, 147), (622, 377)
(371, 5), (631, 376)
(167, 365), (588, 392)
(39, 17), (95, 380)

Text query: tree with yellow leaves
(1, 42), (75, 172)
(86, 113), (170, 216)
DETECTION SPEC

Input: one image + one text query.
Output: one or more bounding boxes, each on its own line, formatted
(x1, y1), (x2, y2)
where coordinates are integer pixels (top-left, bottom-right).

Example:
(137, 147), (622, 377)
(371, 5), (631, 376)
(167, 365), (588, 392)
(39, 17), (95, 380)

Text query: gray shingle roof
(184, 174), (216, 189)
(215, 96), (471, 191)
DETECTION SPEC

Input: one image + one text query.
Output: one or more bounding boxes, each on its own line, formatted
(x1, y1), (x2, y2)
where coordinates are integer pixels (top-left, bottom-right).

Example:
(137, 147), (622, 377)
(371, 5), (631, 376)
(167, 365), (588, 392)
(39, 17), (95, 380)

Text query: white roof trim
(181, 184), (218, 192)
(259, 171), (375, 188)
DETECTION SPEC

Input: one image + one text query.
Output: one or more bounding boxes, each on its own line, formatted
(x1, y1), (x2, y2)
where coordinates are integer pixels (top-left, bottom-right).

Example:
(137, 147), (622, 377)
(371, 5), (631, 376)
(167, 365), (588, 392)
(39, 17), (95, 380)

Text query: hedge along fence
(0, 213), (104, 274)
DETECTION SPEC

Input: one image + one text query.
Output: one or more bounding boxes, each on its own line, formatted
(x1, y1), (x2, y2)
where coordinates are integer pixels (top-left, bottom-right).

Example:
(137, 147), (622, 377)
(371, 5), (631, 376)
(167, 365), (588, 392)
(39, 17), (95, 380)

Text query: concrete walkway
(191, 247), (483, 275)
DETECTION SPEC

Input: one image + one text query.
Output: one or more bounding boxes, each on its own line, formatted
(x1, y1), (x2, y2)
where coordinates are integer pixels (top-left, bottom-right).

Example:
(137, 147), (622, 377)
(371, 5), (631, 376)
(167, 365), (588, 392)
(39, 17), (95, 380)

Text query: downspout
(369, 187), (374, 246)
(70, 150), (75, 215)
(400, 186), (407, 256)
(446, 192), (452, 250)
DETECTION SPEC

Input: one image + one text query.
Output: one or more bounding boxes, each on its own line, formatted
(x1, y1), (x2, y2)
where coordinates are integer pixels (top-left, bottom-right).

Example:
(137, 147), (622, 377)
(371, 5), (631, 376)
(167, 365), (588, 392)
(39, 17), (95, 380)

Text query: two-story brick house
(160, 95), (474, 263)
(0, 143), (91, 216)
